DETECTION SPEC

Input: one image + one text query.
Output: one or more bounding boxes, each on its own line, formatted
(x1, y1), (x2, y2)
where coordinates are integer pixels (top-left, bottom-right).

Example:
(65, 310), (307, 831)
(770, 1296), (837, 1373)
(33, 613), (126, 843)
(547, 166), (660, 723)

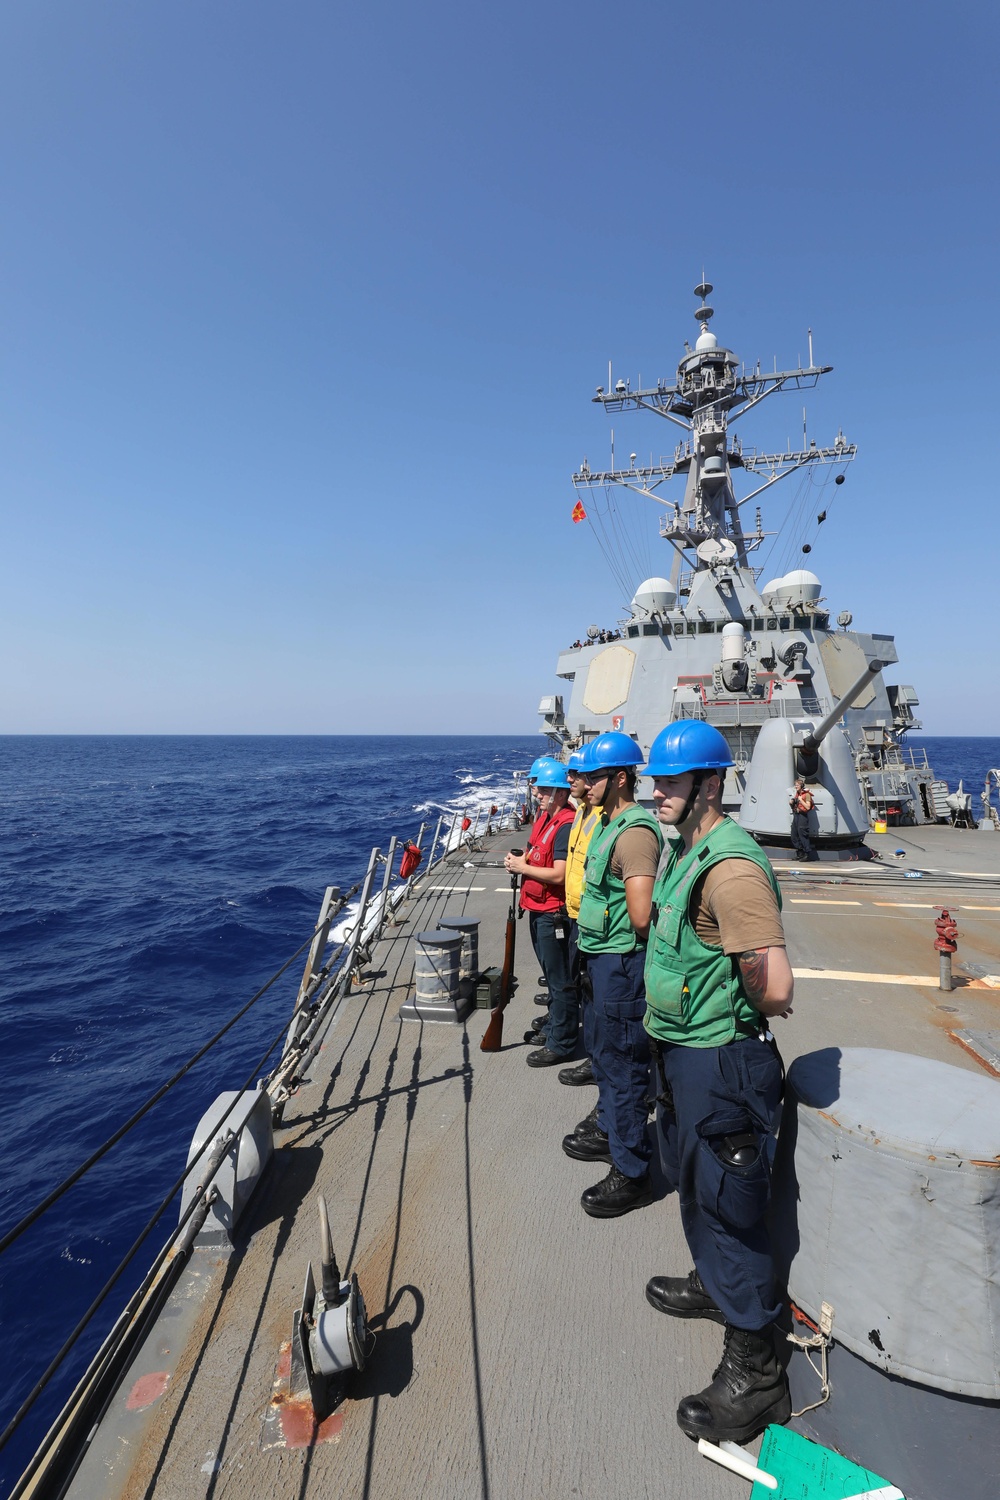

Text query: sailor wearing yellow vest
(556, 748), (603, 1088)
(570, 732), (663, 1217)
(641, 720), (794, 1446)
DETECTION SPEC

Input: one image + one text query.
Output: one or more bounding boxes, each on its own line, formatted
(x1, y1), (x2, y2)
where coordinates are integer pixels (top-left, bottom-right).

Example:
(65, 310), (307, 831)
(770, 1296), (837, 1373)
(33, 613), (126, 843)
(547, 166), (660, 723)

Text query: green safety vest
(643, 817), (782, 1047)
(576, 805), (663, 955)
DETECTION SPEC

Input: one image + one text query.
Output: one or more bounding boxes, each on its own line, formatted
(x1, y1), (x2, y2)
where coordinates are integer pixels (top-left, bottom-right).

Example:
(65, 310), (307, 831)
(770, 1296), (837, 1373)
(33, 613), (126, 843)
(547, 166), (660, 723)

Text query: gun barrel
(802, 659), (884, 751)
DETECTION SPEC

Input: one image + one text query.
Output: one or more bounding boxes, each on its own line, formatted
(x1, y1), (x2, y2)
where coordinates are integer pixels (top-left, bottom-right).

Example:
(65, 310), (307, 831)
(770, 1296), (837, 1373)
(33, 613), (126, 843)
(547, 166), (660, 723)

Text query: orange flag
(571, 500), (587, 523)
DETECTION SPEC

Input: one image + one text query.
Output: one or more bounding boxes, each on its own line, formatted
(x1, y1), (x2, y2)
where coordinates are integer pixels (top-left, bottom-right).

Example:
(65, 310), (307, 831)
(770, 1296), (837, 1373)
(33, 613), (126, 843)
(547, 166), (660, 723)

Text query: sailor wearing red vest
(504, 759), (579, 1065)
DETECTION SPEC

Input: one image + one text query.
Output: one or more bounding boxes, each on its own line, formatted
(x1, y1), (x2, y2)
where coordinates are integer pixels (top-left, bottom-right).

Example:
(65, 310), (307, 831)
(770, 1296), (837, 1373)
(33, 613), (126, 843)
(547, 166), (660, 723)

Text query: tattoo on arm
(738, 947), (769, 1004)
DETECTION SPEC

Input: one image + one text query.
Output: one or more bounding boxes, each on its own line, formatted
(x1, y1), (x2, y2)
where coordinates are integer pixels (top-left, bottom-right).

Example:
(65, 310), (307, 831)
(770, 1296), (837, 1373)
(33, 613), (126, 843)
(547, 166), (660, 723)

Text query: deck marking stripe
(430, 885), (485, 892)
(790, 899), (862, 906)
(961, 906), (1000, 912)
(875, 902), (951, 908)
(793, 969), (941, 985)
(793, 969), (995, 989)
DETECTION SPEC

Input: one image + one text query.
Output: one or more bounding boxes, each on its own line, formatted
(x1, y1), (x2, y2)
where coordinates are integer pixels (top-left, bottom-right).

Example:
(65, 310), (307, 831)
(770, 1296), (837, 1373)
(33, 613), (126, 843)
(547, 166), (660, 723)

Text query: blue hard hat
(645, 721), (734, 777)
(528, 756), (548, 784)
(566, 749), (588, 772)
(534, 759), (571, 789)
(584, 731), (645, 771)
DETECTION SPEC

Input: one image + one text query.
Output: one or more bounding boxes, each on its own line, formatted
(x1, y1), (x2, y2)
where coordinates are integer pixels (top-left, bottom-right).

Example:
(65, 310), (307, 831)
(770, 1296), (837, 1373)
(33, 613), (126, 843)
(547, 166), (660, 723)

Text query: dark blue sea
(0, 735), (538, 1492)
(0, 733), (996, 1489)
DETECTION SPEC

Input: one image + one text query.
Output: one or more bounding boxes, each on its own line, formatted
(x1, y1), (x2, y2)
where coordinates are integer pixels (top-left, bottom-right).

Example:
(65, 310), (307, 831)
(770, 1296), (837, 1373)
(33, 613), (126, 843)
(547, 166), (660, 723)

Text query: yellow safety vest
(564, 805), (602, 920)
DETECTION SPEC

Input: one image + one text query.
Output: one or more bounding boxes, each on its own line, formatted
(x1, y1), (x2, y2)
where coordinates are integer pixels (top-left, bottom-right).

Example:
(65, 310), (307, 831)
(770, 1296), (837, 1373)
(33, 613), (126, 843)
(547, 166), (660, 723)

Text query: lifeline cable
(0, 907), (363, 1463)
(0, 883), (359, 1262)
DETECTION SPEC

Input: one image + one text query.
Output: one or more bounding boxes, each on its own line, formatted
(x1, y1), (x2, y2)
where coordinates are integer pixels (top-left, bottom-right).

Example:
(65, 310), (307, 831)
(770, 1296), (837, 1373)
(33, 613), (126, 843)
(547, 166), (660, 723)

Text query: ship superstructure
(540, 285), (940, 842)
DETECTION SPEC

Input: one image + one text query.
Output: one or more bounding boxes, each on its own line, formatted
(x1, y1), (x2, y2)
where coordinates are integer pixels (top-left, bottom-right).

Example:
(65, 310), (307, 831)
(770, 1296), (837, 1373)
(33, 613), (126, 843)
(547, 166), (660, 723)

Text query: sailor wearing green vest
(569, 731), (663, 1217)
(556, 748), (603, 1088)
(641, 720), (793, 1446)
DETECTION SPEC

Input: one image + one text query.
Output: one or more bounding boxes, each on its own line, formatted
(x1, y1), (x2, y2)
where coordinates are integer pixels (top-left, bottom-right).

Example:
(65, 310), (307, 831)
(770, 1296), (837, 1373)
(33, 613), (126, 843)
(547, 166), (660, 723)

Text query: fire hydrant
(934, 909), (959, 992)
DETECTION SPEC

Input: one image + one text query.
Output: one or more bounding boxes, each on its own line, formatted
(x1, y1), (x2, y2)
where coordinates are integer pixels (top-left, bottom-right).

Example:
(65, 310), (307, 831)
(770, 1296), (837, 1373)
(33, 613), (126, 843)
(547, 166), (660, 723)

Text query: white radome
(776, 569), (822, 606)
(631, 576), (677, 616)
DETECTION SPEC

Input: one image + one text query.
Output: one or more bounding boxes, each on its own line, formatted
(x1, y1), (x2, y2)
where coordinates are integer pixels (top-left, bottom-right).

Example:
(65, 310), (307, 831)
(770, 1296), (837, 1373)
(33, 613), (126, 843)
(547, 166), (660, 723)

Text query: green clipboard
(750, 1426), (903, 1499)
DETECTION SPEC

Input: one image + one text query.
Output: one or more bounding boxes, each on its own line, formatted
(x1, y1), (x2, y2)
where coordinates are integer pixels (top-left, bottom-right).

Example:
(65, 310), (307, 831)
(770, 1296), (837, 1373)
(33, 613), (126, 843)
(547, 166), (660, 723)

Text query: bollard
(934, 908), (958, 992)
(399, 929), (472, 1024)
(437, 915), (481, 997)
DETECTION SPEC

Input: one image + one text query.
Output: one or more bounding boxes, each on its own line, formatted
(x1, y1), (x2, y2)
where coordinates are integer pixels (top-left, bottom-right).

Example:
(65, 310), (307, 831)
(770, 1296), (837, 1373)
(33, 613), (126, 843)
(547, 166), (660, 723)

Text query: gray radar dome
(631, 577), (677, 617)
(775, 569), (822, 607)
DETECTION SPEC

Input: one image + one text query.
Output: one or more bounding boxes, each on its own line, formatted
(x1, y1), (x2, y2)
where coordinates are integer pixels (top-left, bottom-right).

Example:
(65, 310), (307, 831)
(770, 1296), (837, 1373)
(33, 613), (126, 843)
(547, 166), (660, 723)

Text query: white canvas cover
(771, 1047), (1000, 1398)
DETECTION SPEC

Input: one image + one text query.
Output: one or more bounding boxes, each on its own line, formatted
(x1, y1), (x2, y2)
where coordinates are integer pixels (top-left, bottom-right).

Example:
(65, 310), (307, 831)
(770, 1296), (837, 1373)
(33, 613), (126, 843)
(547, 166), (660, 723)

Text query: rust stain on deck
(125, 1371), (170, 1410)
(278, 1400), (344, 1449)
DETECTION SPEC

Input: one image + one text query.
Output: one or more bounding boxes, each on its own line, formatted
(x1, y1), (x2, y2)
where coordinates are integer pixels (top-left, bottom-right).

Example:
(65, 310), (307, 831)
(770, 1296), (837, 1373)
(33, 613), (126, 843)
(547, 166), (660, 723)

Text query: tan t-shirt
(689, 859), (786, 955)
(609, 823), (662, 881)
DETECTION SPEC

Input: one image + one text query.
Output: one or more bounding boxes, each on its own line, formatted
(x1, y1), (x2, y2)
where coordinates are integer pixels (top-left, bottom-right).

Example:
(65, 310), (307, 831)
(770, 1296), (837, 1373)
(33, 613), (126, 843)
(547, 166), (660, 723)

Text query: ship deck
(65, 823), (1000, 1500)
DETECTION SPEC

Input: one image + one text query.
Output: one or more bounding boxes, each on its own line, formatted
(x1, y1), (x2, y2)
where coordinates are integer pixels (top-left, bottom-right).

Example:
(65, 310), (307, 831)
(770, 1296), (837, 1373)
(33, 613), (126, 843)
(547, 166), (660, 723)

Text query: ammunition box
(475, 966), (502, 1009)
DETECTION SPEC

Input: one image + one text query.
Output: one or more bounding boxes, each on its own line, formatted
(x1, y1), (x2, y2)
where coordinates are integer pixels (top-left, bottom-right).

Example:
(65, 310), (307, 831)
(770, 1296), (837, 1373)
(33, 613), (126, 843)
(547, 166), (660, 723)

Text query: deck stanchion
(376, 835), (398, 937)
(426, 814), (445, 871)
(283, 885), (340, 1057)
(346, 847), (380, 987)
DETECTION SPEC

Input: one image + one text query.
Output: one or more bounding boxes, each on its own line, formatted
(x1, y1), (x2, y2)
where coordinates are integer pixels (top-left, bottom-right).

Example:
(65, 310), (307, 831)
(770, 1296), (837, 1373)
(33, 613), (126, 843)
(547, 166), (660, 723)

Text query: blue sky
(0, 1), (995, 733)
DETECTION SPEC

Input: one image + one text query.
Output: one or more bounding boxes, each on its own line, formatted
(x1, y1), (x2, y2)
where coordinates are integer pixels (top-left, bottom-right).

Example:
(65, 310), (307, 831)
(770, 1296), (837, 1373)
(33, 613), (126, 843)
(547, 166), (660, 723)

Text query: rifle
(480, 851), (522, 1052)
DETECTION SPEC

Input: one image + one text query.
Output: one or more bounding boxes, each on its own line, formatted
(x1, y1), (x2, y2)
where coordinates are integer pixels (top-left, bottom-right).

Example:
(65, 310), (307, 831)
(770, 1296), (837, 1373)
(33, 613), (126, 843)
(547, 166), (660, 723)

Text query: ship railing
(674, 697), (832, 727)
(0, 785), (522, 1497)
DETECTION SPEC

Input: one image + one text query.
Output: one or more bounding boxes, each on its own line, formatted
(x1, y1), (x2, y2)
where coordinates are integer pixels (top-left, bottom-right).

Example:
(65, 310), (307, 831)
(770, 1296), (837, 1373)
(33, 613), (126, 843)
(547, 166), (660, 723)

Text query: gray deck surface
(66, 823), (1000, 1500)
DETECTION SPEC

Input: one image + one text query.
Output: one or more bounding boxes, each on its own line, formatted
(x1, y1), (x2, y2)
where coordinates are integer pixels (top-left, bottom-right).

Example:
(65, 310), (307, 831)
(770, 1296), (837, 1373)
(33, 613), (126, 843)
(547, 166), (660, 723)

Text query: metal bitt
(293, 1194), (369, 1415)
(934, 908), (959, 992)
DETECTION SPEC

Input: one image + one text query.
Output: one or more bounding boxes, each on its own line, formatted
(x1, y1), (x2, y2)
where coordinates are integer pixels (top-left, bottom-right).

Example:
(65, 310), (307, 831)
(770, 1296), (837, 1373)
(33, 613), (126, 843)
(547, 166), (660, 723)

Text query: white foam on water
(329, 900), (360, 945)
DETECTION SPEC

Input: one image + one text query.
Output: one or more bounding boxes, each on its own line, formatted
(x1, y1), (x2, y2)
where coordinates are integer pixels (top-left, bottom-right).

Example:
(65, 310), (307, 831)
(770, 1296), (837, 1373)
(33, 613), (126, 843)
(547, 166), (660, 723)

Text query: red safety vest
(520, 806), (576, 913)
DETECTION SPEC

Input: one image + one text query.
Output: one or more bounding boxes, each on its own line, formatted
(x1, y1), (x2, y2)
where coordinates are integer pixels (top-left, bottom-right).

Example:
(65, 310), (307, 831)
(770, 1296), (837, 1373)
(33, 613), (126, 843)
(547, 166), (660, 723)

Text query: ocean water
(0, 732), (996, 1489)
(908, 736), (1000, 802)
(0, 734), (537, 1491)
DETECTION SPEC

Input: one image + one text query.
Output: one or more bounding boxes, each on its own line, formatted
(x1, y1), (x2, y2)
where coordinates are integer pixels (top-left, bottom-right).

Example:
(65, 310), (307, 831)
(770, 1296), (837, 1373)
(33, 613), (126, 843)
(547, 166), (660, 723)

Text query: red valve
(934, 909), (959, 954)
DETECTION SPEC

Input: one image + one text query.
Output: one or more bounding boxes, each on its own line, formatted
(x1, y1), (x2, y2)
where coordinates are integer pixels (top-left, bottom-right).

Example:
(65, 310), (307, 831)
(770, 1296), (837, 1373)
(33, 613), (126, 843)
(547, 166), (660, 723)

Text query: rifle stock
(480, 861), (521, 1053)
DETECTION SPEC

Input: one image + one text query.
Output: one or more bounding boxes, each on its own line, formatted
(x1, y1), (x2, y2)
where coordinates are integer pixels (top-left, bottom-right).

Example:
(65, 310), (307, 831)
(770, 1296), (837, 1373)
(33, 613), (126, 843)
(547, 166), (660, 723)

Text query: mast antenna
(808, 327), (814, 368)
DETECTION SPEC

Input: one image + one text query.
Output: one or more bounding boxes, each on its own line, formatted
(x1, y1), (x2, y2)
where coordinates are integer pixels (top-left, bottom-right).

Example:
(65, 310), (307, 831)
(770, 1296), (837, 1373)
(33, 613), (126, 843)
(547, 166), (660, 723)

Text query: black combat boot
(645, 1268), (725, 1324)
(581, 1165), (654, 1217)
(562, 1108), (610, 1161)
(676, 1323), (791, 1444)
(562, 1131), (610, 1162)
(558, 1058), (594, 1086)
(527, 1046), (571, 1067)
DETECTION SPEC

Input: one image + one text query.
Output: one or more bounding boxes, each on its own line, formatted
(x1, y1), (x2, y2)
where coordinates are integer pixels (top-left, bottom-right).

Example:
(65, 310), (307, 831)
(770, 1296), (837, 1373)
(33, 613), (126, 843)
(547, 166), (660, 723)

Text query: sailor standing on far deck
(570, 732), (663, 1217)
(504, 760), (578, 1066)
(642, 720), (793, 1445)
(789, 777), (816, 862)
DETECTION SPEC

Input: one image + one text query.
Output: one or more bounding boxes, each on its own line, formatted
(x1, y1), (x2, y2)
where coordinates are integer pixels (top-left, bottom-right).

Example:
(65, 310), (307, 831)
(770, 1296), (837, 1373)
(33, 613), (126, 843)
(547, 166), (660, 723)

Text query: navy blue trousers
(528, 911), (578, 1057)
(655, 1035), (782, 1330)
(585, 949), (652, 1178)
(568, 920), (594, 1058)
(791, 810), (814, 860)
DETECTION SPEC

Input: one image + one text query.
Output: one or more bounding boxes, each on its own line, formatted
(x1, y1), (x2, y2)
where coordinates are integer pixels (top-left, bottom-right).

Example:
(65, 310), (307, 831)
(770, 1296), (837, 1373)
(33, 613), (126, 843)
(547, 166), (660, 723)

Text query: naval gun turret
(739, 659), (884, 848)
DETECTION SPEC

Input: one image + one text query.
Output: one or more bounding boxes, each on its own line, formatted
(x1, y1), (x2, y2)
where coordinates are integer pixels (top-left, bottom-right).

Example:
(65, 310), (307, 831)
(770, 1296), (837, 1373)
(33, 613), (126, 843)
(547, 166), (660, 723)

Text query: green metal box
(474, 967), (502, 1009)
